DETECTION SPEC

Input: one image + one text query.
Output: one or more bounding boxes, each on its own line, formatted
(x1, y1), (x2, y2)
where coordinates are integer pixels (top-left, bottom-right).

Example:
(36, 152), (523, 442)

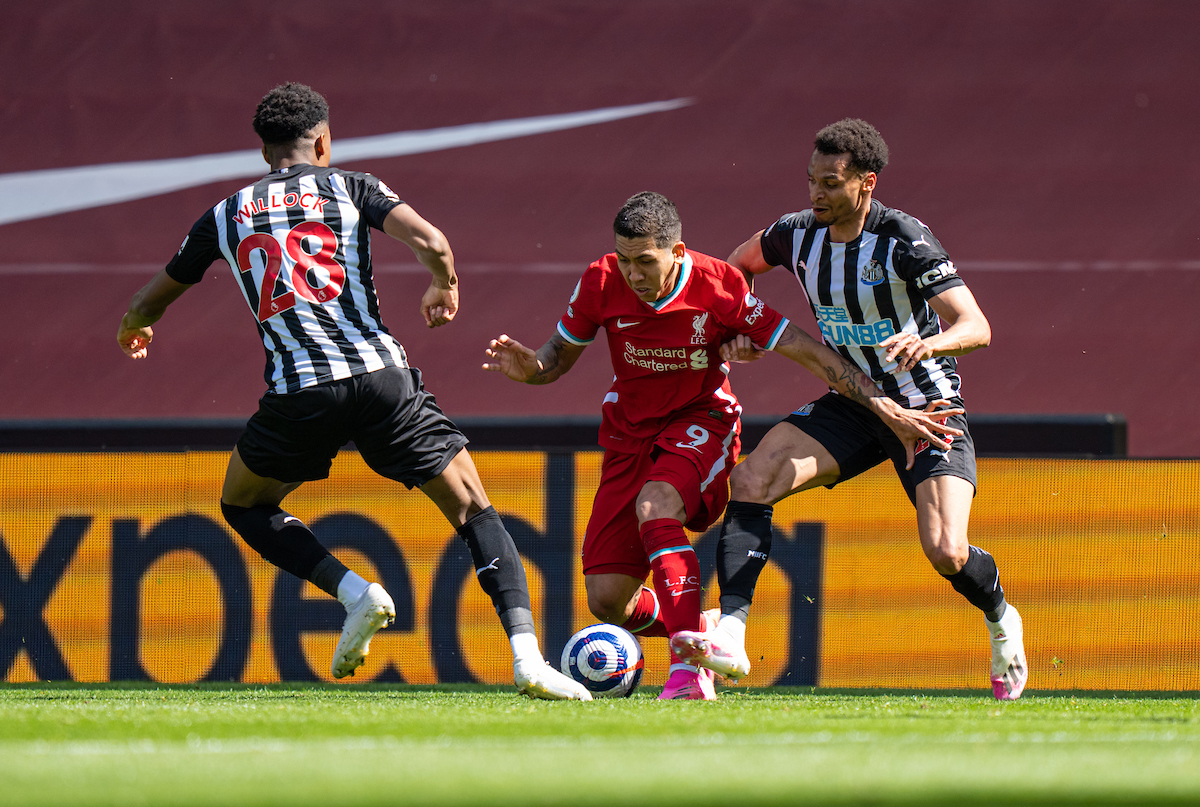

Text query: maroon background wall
(4, 1), (1198, 456)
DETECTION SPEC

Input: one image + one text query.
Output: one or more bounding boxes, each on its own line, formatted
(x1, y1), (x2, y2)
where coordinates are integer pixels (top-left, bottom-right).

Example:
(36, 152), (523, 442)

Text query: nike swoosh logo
(615, 319), (639, 328)
(0, 98), (692, 226)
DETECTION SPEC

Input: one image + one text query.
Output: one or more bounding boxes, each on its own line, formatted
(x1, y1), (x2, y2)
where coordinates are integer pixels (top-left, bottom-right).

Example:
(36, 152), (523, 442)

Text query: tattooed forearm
(527, 344), (562, 384)
(772, 324), (814, 351)
(773, 322), (884, 405)
(526, 334), (581, 384)
(822, 360), (875, 406)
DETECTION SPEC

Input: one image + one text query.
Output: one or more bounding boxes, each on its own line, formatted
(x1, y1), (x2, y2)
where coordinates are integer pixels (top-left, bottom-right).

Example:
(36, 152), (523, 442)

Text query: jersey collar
(647, 252), (693, 311)
(863, 198), (885, 232)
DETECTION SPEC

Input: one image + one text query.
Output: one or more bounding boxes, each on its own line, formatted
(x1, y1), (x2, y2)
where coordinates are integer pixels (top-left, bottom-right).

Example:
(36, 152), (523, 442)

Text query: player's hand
(869, 397), (964, 470)
(118, 321), (153, 359)
(483, 334), (541, 382)
(420, 282), (458, 328)
(880, 331), (935, 373)
(719, 334), (766, 363)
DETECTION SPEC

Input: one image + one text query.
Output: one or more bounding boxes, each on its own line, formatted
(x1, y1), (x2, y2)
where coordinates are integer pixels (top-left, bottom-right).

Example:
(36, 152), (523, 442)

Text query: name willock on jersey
(163, 165), (410, 396)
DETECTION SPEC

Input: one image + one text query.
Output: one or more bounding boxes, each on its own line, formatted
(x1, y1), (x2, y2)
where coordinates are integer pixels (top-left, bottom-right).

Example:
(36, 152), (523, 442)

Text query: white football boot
(514, 659), (593, 701)
(331, 583), (395, 679)
(987, 604), (1028, 700)
(668, 609), (751, 681)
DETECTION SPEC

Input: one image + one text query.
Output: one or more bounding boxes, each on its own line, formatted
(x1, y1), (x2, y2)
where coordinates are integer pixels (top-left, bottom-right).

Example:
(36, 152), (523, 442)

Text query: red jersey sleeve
(556, 259), (606, 346)
(714, 263), (789, 349)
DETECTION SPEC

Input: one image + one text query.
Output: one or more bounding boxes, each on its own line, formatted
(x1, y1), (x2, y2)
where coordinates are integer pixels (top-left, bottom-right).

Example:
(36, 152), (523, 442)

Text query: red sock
(622, 586), (668, 637)
(640, 518), (701, 635)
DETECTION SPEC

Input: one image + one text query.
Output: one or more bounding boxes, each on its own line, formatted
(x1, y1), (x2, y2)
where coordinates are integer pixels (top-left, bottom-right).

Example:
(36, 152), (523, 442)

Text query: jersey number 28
(237, 222), (347, 322)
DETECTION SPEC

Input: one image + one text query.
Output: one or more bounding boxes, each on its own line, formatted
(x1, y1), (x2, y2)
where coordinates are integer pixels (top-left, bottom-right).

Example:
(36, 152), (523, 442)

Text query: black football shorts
(783, 392), (976, 504)
(236, 366), (468, 487)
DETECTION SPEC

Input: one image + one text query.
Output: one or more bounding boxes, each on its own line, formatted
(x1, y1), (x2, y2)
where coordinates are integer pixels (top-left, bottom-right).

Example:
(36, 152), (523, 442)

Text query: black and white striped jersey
(165, 164), (407, 394)
(760, 199), (967, 409)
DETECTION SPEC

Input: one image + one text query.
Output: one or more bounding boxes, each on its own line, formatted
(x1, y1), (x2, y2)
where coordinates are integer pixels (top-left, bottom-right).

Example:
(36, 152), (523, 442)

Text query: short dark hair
(252, 82), (329, 146)
(814, 118), (889, 175)
(613, 192), (682, 248)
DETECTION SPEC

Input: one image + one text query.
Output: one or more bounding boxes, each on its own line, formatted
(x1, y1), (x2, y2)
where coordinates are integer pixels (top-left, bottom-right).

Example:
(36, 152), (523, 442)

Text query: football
(560, 623), (644, 698)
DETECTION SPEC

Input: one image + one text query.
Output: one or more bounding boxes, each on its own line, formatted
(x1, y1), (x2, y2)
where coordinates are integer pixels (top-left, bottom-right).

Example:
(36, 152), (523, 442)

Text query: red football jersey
(557, 250), (789, 449)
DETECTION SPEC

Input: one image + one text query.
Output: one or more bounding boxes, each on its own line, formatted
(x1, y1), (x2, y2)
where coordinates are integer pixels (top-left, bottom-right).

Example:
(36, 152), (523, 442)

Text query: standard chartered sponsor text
(624, 343), (688, 372)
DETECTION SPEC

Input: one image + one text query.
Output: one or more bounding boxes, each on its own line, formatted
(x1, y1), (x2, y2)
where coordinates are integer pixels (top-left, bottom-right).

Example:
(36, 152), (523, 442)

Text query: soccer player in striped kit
(116, 82), (590, 700)
(678, 119), (1028, 699)
(484, 192), (955, 699)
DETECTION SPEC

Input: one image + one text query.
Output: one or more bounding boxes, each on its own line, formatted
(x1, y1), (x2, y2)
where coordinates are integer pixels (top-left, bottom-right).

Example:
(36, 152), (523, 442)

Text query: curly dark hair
(613, 191), (682, 248)
(252, 82), (330, 146)
(814, 118), (889, 175)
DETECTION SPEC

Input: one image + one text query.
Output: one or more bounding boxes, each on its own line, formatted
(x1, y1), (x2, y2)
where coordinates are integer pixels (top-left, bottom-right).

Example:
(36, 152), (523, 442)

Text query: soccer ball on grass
(559, 623), (644, 698)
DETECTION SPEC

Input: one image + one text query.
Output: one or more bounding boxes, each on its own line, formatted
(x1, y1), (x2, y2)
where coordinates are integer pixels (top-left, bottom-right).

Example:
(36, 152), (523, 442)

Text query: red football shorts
(581, 410), (740, 579)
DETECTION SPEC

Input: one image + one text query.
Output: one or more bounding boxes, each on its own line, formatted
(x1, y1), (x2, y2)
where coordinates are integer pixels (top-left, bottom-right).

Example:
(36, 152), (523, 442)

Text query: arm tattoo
(776, 323), (879, 405)
(823, 360), (874, 407)
(526, 335), (570, 384)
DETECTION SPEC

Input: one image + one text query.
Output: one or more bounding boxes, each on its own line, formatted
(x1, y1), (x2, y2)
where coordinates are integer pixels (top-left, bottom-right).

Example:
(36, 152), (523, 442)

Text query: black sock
(457, 506), (532, 636)
(717, 501), (774, 622)
(941, 545), (1006, 616)
(220, 502), (343, 596)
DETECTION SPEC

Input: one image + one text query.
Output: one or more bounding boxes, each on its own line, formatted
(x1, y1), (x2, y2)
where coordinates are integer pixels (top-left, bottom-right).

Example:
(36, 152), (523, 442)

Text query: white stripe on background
(0, 99), (693, 226)
(4, 260), (1200, 275)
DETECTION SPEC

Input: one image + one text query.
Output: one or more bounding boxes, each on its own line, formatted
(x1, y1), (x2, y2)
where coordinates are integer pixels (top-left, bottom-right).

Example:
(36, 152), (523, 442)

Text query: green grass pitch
(1, 683), (1196, 806)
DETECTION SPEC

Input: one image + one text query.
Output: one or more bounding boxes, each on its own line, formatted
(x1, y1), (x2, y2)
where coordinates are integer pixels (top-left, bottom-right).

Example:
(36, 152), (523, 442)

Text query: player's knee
(923, 539), (968, 575)
(585, 589), (628, 624)
(584, 578), (634, 624)
(729, 461), (772, 504)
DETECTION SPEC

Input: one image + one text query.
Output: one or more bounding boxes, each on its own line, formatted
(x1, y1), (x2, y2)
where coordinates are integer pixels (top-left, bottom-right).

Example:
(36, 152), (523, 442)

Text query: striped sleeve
(164, 209), (222, 283)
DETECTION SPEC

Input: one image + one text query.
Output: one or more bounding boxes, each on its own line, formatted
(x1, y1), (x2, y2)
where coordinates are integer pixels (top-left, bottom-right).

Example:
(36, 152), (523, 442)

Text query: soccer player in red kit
(484, 192), (954, 699)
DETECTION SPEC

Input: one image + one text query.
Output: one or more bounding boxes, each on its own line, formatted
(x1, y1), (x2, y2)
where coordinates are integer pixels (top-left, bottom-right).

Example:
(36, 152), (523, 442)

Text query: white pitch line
(4, 260), (1200, 276)
(2, 729), (1192, 757)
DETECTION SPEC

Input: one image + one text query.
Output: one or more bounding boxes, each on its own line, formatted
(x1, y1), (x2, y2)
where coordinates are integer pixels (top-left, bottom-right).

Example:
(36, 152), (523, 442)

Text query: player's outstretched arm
(382, 203), (458, 328)
(483, 333), (585, 384)
(771, 322), (964, 469)
(880, 285), (991, 372)
(116, 270), (193, 359)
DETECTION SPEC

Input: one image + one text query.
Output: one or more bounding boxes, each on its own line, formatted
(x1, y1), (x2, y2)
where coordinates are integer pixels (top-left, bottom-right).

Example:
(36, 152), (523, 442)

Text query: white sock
(510, 632), (543, 667)
(718, 614), (747, 642)
(336, 570), (371, 607)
